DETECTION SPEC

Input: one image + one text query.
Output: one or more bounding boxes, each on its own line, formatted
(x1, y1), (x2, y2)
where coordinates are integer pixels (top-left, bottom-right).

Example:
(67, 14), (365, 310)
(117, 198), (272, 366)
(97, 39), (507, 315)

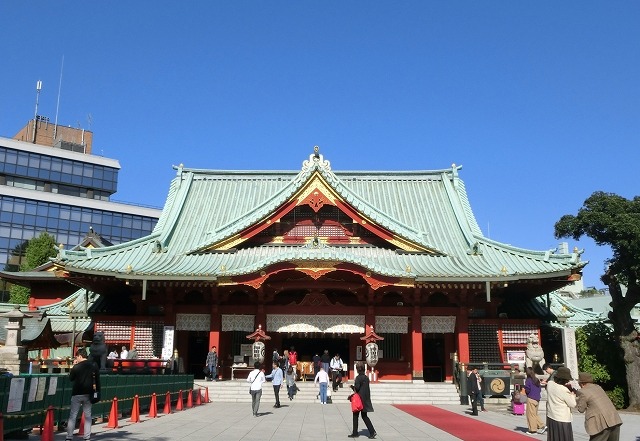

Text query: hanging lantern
(246, 325), (271, 365)
(360, 325), (384, 372)
(252, 341), (265, 363)
(365, 342), (379, 367)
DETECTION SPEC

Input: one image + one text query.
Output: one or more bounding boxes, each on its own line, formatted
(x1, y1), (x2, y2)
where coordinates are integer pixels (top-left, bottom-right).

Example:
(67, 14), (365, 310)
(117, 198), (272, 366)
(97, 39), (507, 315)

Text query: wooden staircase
(195, 380), (460, 405)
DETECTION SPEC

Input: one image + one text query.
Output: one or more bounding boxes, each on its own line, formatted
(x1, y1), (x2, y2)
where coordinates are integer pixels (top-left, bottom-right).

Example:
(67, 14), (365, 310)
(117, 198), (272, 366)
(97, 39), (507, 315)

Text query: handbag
(203, 366), (211, 376)
(349, 392), (364, 412)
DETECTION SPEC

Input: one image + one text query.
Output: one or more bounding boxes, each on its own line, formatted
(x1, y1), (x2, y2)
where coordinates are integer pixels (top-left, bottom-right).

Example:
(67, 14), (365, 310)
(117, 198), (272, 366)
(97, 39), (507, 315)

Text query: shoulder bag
(248, 371), (259, 395)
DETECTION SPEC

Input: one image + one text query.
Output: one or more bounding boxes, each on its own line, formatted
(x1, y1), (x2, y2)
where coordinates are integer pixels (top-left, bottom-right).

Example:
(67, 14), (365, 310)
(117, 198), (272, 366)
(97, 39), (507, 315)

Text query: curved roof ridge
(172, 163), (462, 177)
(223, 245), (411, 278)
(188, 176), (309, 253)
(473, 235), (587, 266)
(440, 170), (477, 248)
(313, 158), (446, 254)
(36, 288), (96, 317)
(188, 151), (446, 254)
(187, 151), (329, 251)
(152, 172), (183, 233)
(60, 233), (162, 260)
(157, 167), (196, 246)
(453, 177), (483, 236)
(551, 292), (604, 318)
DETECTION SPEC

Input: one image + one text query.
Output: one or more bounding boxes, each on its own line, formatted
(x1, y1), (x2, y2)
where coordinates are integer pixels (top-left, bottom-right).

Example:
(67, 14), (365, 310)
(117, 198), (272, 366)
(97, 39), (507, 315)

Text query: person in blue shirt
(265, 361), (284, 408)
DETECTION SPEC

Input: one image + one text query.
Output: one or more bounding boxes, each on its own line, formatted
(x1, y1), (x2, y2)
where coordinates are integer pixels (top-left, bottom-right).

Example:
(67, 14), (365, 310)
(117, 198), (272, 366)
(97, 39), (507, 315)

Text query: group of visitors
(544, 366), (622, 441)
(241, 348), (375, 438)
(246, 359), (376, 438)
(469, 363), (622, 441)
(466, 366), (486, 415)
(107, 344), (138, 360)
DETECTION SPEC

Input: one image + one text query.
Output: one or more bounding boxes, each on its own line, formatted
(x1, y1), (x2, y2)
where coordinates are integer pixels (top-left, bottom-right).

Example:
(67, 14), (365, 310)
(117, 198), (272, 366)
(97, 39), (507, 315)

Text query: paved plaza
(39, 395), (639, 441)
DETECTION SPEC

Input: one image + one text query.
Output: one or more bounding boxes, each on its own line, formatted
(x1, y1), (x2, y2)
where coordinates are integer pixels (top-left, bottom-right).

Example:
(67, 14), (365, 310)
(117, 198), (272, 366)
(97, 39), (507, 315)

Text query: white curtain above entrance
(375, 316), (408, 334)
(176, 313), (210, 331)
(421, 316), (456, 333)
(267, 315), (365, 333)
(222, 315), (255, 332)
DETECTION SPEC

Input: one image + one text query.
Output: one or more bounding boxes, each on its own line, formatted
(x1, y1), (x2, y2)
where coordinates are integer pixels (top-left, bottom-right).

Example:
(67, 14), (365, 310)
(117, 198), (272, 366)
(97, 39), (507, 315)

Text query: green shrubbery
(576, 322), (628, 409)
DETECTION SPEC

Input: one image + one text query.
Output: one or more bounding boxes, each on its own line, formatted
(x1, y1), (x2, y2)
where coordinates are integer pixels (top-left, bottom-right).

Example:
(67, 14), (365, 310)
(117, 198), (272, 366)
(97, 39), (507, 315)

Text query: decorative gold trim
(396, 278), (415, 287)
(291, 260), (338, 272)
(216, 277), (233, 285)
(294, 174), (339, 207)
(210, 234), (244, 251)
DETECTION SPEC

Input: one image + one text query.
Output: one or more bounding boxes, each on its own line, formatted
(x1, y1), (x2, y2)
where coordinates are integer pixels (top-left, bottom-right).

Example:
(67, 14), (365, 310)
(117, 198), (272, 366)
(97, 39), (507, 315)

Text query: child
(286, 366), (297, 400)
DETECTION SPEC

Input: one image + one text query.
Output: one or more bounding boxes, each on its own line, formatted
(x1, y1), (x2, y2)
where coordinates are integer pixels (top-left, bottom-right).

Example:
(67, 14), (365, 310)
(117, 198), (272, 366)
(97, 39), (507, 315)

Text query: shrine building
(52, 148), (585, 381)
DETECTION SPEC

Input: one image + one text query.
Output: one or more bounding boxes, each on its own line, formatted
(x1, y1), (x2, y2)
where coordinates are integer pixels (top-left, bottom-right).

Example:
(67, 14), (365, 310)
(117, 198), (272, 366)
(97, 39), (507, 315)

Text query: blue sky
(1, 2), (639, 289)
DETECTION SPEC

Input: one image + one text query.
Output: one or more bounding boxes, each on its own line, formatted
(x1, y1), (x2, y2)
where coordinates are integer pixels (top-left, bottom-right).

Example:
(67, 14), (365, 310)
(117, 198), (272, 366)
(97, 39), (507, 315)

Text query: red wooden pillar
(411, 302), (423, 380)
(457, 306), (470, 363)
(209, 299), (220, 350)
(444, 333), (455, 381)
(366, 288), (376, 333)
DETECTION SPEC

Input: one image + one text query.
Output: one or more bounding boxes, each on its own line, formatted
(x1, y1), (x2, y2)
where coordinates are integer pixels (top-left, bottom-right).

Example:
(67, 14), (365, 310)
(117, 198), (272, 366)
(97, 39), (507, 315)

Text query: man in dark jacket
(66, 347), (100, 441)
(467, 366), (481, 416)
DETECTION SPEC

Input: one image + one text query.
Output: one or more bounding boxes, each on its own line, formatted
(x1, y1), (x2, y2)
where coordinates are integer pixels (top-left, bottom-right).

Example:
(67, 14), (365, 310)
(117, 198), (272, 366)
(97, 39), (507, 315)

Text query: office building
(0, 119), (161, 300)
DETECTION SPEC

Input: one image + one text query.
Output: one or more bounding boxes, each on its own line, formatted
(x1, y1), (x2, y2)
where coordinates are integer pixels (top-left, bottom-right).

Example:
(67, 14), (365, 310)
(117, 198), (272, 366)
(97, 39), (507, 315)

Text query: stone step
(195, 380), (460, 405)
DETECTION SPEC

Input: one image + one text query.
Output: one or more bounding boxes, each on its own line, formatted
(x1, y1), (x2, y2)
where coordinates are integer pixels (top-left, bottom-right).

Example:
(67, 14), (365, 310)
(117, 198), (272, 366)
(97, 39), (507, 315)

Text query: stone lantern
(0, 305), (32, 374)
(246, 325), (271, 364)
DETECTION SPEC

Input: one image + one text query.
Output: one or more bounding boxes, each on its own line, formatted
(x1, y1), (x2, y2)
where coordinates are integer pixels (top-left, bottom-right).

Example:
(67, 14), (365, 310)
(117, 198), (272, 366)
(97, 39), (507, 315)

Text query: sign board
(240, 344), (253, 357)
(561, 327), (579, 379)
(506, 351), (526, 365)
(161, 326), (175, 360)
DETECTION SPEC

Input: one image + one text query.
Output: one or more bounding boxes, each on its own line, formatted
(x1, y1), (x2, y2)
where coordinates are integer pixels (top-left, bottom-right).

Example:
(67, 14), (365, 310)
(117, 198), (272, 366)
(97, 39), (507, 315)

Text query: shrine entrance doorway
(282, 336), (349, 364)
(423, 334), (445, 382)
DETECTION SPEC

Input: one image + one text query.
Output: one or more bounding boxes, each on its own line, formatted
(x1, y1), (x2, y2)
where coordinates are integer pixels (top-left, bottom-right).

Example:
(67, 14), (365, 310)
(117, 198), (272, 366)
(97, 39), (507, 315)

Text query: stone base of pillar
(411, 370), (423, 381)
(0, 346), (29, 375)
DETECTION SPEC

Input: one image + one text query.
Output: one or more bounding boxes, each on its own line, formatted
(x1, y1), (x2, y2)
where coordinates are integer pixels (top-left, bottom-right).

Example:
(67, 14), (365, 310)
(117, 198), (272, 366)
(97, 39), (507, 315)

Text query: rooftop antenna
(32, 80), (42, 143)
(53, 55), (64, 141)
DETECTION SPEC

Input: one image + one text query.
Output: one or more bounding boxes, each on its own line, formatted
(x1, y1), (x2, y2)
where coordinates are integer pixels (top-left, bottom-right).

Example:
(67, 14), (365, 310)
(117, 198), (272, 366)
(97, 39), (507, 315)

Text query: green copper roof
(56, 151), (586, 282)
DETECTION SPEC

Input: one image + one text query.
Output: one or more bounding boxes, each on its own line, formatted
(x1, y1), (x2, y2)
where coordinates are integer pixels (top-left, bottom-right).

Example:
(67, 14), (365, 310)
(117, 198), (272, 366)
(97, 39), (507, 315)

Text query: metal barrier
(0, 373), (193, 436)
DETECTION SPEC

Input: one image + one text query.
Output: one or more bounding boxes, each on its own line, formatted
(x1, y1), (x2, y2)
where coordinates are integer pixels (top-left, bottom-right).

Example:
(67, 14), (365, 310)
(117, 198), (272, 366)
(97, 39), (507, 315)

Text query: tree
(8, 232), (57, 304)
(555, 191), (640, 411)
(576, 322), (627, 408)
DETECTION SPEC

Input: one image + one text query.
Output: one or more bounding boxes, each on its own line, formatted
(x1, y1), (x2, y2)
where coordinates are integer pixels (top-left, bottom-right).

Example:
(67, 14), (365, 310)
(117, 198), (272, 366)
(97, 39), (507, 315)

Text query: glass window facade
(0, 139), (160, 301)
(0, 146), (118, 194)
(0, 195), (157, 296)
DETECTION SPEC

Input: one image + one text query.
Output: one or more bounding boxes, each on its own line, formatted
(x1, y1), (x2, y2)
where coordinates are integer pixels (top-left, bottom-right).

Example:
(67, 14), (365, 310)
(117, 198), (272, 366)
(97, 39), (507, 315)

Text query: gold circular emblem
(490, 378), (505, 393)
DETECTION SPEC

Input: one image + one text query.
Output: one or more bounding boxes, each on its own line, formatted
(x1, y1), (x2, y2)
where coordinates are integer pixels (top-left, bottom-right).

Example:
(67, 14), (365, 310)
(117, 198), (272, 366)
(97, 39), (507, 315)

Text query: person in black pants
(349, 362), (376, 439)
(65, 347), (100, 441)
(264, 361), (284, 408)
(467, 366), (481, 416)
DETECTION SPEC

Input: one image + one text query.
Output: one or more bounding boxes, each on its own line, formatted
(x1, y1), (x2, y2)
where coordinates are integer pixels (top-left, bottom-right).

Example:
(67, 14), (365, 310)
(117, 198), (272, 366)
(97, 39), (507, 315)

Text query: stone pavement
(39, 396), (639, 441)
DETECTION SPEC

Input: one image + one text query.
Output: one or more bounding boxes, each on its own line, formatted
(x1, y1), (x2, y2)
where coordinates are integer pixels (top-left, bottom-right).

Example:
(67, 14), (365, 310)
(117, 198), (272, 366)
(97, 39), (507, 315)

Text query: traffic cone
(78, 412), (85, 436)
(129, 395), (140, 423)
(176, 390), (184, 411)
(186, 389), (193, 408)
(204, 387), (210, 403)
(148, 393), (158, 418)
(41, 406), (55, 441)
(195, 388), (202, 405)
(106, 397), (119, 428)
(163, 391), (172, 414)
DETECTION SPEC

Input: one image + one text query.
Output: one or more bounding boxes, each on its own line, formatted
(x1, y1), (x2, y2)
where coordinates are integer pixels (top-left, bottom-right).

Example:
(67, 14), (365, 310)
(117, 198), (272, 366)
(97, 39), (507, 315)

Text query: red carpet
(394, 405), (533, 441)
